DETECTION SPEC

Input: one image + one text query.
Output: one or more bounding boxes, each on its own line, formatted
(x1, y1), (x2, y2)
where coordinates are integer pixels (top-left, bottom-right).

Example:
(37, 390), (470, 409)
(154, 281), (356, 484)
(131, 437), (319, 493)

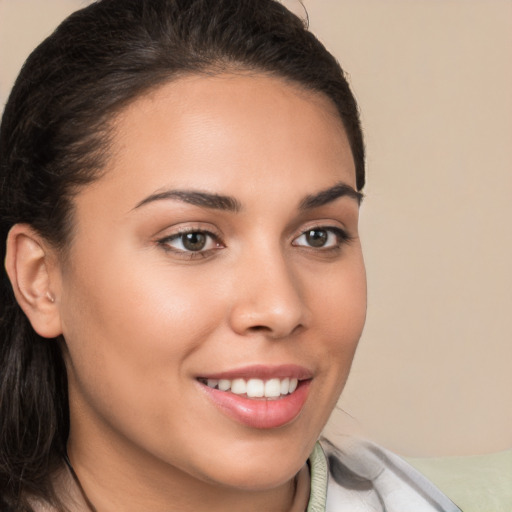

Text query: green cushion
(406, 450), (512, 512)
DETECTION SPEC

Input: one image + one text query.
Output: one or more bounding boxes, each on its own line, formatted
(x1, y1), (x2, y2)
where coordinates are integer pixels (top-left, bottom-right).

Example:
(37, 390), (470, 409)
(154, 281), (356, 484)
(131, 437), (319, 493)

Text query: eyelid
(291, 224), (353, 249)
(156, 225), (225, 258)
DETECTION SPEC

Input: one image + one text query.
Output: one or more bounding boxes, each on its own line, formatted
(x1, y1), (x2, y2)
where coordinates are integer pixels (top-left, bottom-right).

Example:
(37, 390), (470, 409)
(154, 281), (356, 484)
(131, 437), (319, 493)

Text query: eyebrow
(134, 189), (242, 212)
(133, 181), (362, 213)
(299, 182), (363, 210)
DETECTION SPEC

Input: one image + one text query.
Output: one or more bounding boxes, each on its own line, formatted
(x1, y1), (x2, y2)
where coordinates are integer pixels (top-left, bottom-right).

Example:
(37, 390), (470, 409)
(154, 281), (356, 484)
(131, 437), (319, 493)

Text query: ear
(5, 224), (63, 338)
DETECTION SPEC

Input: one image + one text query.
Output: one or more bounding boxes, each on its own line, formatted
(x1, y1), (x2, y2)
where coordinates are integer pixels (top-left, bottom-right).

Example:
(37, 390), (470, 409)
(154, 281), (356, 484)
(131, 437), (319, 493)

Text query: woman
(0, 0), (461, 510)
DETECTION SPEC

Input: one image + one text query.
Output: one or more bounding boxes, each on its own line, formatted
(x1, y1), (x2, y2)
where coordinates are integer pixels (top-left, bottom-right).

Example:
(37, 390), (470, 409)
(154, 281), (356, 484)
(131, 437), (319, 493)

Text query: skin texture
(9, 74), (367, 511)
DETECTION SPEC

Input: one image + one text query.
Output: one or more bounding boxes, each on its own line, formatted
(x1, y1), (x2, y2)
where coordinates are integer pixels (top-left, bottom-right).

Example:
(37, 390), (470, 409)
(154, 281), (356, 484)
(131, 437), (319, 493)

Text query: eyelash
(157, 225), (353, 260)
(292, 226), (353, 252)
(157, 228), (224, 260)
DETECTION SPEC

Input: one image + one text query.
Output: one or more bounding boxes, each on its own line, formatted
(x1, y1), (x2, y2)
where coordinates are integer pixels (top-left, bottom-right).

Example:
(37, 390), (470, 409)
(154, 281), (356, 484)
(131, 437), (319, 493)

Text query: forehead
(79, 73), (356, 215)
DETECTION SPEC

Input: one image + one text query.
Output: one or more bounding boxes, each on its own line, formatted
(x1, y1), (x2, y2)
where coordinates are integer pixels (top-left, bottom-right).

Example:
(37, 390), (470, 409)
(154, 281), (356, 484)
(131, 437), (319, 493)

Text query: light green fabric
(406, 450), (512, 512)
(307, 442), (328, 512)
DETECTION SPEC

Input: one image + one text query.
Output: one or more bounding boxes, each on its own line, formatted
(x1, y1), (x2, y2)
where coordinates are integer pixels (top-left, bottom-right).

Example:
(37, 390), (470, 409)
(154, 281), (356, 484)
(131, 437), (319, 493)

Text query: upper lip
(197, 364), (313, 381)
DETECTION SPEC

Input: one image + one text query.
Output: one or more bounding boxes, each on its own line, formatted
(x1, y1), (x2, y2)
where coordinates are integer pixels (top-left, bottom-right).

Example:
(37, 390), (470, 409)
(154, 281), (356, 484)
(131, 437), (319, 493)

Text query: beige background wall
(1, 0), (511, 457)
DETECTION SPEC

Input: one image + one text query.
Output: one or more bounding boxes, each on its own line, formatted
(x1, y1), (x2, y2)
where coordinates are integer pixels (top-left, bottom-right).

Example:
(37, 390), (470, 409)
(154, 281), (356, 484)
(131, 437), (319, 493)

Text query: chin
(190, 426), (318, 491)
(206, 458), (304, 492)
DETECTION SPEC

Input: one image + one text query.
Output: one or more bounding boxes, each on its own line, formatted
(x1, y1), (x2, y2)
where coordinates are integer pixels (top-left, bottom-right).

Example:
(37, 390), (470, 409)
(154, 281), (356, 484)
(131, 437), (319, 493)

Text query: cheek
(315, 255), (367, 346)
(59, 249), (226, 410)
(311, 255), (367, 396)
(63, 247), (221, 344)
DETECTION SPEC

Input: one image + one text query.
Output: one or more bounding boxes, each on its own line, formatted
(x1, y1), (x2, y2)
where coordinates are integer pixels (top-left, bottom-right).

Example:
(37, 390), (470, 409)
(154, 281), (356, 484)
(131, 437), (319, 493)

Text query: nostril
(246, 323), (304, 338)
(248, 325), (271, 333)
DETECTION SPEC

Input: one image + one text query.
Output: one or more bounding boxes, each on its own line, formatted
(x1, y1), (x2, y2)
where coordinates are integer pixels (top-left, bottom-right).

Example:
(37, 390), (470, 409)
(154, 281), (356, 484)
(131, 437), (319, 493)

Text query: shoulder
(309, 437), (462, 512)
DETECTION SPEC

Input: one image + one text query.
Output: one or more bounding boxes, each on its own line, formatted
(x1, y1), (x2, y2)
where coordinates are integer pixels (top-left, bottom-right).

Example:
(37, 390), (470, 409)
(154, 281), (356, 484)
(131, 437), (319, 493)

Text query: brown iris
(305, 229), (328, 247)
(182, 232), (207, 251)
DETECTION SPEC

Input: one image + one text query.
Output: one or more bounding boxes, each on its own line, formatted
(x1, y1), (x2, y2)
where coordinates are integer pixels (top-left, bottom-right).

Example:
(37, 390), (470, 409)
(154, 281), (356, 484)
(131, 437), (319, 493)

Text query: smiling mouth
(197, 370), (312, 428)
(198, 377), (299, 400)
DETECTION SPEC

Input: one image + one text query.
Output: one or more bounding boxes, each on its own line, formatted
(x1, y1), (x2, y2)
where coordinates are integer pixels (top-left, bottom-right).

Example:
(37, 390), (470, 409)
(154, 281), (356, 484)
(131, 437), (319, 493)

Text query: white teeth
(231, 378), (247, 395)
(207, 379), (219, 389)
(246, 379), (265, 397)
(218, 379), (231, 391)
(204, 376), (302, 398)
(265, 378), (281, 398)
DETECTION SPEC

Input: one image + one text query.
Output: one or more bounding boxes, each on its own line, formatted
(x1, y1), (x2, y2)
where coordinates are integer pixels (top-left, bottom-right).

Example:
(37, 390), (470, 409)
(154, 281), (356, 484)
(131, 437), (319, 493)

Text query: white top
(307, 438), (462, 512)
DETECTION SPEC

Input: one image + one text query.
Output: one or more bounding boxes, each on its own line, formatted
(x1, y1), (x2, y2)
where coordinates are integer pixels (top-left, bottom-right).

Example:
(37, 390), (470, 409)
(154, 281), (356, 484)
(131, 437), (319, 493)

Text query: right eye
(158, 230), (223, 255)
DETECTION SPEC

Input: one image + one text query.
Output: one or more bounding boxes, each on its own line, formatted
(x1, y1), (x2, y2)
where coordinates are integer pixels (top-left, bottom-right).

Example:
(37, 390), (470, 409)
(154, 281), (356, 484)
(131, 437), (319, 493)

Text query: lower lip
(199, 380), (311, 429)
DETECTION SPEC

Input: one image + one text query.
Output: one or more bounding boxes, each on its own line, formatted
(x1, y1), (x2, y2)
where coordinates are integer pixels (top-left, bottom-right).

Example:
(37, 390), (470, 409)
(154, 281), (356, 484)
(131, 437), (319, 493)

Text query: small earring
(46, 292), (55, 303)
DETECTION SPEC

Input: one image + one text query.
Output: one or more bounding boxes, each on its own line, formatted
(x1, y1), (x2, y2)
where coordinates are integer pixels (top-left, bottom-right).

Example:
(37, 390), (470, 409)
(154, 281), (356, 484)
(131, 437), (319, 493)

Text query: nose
(228, 248), (310, 339)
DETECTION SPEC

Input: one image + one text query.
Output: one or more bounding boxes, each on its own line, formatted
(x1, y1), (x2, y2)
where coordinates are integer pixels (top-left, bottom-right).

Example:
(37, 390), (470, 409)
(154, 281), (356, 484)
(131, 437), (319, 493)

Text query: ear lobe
(5, 224), (63, 338)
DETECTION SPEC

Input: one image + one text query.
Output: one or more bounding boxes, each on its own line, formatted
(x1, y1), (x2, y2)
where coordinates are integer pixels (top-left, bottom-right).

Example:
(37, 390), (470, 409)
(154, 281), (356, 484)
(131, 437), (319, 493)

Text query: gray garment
(307, 438), (462, 512)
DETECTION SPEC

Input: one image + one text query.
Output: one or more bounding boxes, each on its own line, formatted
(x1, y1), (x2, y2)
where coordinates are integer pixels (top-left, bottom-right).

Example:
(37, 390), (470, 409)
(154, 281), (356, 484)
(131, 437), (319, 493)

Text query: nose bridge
(229, 239), (309, 338)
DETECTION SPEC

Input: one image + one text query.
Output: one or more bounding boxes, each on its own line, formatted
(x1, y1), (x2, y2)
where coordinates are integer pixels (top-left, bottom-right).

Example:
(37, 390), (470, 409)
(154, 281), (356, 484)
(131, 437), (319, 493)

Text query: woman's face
(56, 74), (366, 490)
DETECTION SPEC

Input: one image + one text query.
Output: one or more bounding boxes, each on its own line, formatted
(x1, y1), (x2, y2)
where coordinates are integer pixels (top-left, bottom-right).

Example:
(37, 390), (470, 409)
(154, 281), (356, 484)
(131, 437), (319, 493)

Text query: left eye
(292, 228), (346, 249)
(160, 231), (221, 252)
